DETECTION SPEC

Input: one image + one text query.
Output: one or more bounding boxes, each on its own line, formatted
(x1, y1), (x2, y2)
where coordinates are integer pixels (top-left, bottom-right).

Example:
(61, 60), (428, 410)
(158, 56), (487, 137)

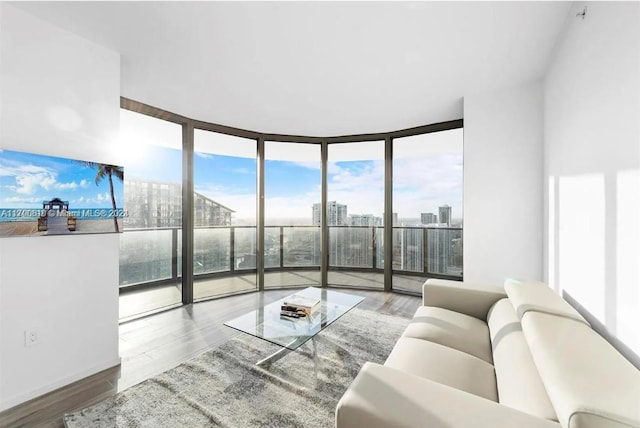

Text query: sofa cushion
(385, 337), (498, 402)
(336, 362), (561, 428)
(521, 311), (640, 428)
(487, 298), (557, 421)
(423, 279), (507, 320)
(403, 306), (493, 364)
(504, 279), (589, 325)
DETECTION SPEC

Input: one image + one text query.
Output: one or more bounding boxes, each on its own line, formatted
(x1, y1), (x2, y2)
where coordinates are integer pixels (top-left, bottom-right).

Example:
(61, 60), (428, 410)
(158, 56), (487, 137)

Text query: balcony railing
(119, 226), (462, 288)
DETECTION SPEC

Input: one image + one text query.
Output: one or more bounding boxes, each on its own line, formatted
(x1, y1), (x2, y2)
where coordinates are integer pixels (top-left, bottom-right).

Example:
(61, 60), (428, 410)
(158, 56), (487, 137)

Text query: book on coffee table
(282, 294), (321, 315)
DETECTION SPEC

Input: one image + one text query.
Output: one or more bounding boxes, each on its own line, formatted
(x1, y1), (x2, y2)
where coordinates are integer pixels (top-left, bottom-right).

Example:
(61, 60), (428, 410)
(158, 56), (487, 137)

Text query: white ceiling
(13, 1), (572, 137)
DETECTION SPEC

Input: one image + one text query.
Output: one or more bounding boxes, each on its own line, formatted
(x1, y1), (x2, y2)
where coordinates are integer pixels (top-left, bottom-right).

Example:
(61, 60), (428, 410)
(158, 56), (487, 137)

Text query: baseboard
(0, 357), (122, 412)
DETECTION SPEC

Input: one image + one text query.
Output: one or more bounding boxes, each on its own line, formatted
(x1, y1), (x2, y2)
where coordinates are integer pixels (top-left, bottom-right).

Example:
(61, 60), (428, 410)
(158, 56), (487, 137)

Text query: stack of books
(280, 294), (321, 318)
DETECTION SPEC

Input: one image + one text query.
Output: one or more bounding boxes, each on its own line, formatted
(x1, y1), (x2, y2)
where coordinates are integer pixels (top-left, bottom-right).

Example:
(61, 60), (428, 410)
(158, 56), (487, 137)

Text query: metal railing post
(171, 227), (178, 280)
(423, 227), (429, 275)
(371, 226), (377, 269)
(230, 226), (235, 272)
(279, 226), (284, 268)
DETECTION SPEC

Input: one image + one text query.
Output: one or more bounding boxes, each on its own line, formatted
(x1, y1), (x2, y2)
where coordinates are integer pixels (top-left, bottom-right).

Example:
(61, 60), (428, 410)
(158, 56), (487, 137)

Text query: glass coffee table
(224, 287), (364, 378)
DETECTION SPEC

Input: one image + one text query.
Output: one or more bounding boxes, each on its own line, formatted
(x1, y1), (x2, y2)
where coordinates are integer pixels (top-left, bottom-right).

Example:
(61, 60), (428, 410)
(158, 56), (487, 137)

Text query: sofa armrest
(336, 363), (560, 428)
(422, 279), (506, 320)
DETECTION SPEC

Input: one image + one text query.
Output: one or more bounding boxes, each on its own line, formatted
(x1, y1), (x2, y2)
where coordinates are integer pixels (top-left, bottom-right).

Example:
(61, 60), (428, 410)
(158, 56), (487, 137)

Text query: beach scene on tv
(0, 149), (125, 237)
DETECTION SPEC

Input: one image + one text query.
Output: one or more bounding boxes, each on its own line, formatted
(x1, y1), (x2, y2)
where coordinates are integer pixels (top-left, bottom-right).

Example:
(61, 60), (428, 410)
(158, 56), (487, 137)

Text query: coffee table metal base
(256, 337), (319, 379)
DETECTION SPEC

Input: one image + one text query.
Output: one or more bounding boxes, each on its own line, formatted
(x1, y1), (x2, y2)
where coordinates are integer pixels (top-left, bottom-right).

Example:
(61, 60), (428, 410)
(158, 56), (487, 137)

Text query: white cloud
(82, 192), (112, 205)
(307, 154), (462, 220)
(326, 162), (343, 175)
(231, 167), (254, 175)
(2, 196), (42, 205)
(195, 181), (322, 224)
(194, 153), (462, 224)
(56, 181), (78, 190)
(327, 160), (385, 215)
(265, 192), (321, 223)
(393, 154), (463, 217)
(290, 161), (322, 171)
(96, 192), (110, 202)
(0, 160), (58, 194)
(195, 183), (254, 214)
(15, 170), (57, 194)
(54, 179), (91, 191)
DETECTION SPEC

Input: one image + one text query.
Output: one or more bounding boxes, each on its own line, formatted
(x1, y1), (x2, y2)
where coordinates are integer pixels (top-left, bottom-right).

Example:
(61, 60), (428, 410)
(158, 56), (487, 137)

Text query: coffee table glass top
(224, 287), (364, 351)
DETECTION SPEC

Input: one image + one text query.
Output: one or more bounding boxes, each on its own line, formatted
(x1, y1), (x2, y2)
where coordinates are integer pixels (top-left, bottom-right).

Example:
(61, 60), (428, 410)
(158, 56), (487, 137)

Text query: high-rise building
(350, 214), (382, 227)
(194, 192), (234, 227)
(312, 201), (348, 226)
(393, 228), (423, 272)
(124, 179), (234, 228)
(331, 214), (381, 267)
(421, 212), (437, 225)
(427, 228), (463, 276)
(439, 205), (452, 227)
(329, 227), (375, 268)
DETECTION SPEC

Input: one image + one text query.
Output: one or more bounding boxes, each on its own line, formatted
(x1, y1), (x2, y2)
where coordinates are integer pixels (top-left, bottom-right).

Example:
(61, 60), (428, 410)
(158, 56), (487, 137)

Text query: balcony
(118, 226), (462, 319)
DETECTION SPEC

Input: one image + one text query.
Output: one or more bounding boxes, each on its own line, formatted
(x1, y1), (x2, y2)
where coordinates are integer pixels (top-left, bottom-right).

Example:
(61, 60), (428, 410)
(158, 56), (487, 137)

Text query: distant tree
(81, 162), (124, 232)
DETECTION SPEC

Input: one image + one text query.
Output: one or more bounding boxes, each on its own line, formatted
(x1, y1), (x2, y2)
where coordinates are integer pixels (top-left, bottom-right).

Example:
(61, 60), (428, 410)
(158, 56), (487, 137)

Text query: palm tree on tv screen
(82, 162), (124, 232)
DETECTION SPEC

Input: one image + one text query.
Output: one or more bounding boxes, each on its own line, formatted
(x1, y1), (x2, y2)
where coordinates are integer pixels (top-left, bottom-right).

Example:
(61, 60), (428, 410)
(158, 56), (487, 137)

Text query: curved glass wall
(392, 129), (464, 292)
(117, 101), (463, 319)
(327, 141), (385, 289)
(193, 130), (257, 300)
(118, 109), (183, 320)
(264, 141), (321, 288)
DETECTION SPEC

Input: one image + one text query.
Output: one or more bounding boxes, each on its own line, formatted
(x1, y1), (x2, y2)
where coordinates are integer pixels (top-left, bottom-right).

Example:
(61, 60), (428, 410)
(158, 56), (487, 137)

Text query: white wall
(544, 2), (640, 361)
(0, 4), (121, 410)
(463, 81), (543, 285)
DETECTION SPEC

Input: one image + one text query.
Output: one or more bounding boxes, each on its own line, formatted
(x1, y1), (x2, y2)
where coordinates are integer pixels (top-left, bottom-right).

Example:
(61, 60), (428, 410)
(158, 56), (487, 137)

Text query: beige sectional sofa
(336, 279), (640, 428)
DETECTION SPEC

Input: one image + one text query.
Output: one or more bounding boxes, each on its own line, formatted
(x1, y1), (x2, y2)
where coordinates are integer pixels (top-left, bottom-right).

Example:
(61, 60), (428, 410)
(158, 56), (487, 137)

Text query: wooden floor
(0, 287), (422, 428)
(119, 270), (426, 320)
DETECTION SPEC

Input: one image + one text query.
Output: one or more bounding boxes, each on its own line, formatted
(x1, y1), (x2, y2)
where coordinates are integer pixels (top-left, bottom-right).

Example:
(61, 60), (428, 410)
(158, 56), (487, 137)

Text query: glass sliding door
(392, 128), (463, 293)
(264, 142), (321, 288)
(118, 109), (183, 320)
(327, 141), (385, 289)
(193, 130), (257, 299)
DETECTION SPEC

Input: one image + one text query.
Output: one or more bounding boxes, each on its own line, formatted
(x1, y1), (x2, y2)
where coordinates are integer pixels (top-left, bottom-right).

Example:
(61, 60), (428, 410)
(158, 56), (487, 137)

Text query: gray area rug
(64, 308), (410, 428)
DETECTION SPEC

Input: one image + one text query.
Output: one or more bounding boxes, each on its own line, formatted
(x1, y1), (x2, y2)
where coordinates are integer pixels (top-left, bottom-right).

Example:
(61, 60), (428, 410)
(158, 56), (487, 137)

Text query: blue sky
(117, 141), (462, 225)
(120, 109), (463, 225)
(0, 150), (124, 209)
(192, 153), (462, 225)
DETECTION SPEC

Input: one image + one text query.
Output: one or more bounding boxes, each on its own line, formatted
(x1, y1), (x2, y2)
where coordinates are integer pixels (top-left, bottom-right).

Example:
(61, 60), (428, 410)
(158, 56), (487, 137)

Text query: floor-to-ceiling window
(327, 141), (385, 289)
(264, 141), (321, 288)
(118, 100), (463, 320)
(193, 130), (257, 299)
(392, 128), (464, 292)
(118, 109), (183, 320)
